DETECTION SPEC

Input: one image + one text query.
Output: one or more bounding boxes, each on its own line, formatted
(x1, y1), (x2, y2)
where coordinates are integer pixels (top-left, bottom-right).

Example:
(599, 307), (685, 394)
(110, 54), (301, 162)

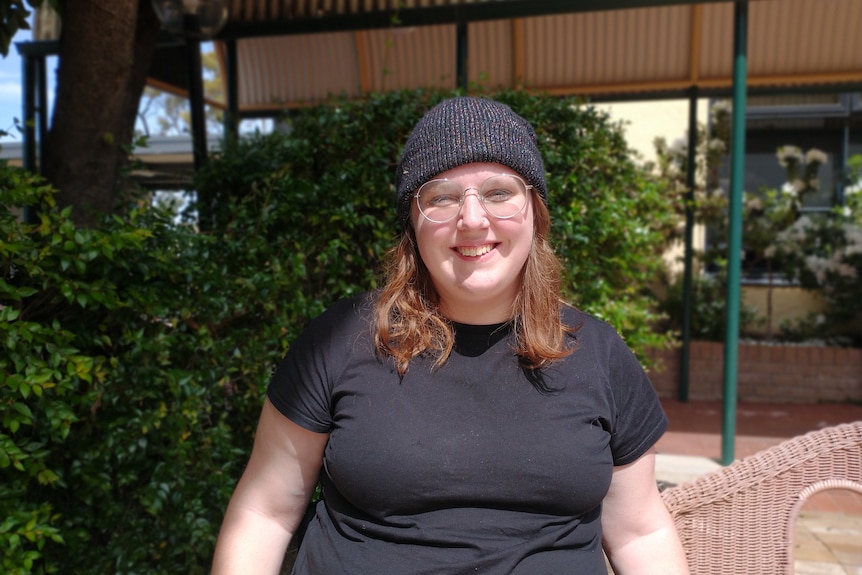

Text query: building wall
(648, 342), (862, 403)
(595, 99), (710, 167)
(742, 284), (829, 337)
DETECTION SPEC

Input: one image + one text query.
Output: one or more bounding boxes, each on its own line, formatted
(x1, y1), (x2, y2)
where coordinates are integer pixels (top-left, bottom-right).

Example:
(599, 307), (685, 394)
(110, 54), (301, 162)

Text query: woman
(211, 96), (689, 574)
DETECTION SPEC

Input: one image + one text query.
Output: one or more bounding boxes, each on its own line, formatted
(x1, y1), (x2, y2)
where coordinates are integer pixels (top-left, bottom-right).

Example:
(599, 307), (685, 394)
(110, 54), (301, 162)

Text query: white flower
(746, 197), (763, 211)
(805, 255), (828, 284)
(776, 146), (803, 167)
(845, 182), (862, 196)
(843, 225), (862, 244)
(837, 263), (857, 279)
(711, 100), (732, 115)
(764, 245), (776, 258)
(668, 137), (687, 157)
(804, 148), (828, 166)
(781, 180), (806, 196)
(707, 139), (726, 153)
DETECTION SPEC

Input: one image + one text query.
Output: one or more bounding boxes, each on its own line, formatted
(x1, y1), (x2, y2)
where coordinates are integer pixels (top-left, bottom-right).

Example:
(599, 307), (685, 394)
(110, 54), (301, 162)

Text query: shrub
(1, 89), (675, 574)
(197, 89), (676, 356)
(1, 170), (259, 573)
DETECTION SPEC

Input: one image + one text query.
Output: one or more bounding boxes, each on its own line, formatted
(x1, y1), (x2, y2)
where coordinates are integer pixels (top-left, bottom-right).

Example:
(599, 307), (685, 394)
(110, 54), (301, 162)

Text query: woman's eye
(484, 189), (513, 202)
(427, 194), (460, 206)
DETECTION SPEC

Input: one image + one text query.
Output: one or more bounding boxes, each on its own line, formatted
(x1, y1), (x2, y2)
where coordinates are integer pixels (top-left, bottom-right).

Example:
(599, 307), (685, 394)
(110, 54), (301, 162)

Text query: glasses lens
(415, 174), (529, 222)
(416, 180), (463, 222)
(478, 175), (528, 219)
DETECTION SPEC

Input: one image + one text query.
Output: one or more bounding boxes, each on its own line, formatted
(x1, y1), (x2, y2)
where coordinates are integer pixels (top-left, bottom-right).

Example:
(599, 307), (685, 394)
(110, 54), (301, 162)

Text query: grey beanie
(395, 96), (547, 227)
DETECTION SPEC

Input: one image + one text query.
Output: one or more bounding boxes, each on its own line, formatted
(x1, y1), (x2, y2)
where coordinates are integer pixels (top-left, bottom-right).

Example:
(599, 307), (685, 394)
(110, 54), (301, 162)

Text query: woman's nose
(457, 192), (488, 228)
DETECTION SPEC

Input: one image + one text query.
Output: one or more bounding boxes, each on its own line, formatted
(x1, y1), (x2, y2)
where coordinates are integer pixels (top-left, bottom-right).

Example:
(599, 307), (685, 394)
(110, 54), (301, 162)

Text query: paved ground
(654, 399), (862, 574)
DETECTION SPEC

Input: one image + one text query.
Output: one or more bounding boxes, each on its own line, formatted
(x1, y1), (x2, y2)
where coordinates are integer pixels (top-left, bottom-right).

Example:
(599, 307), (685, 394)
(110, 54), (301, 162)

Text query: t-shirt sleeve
(604, 327), (668, 466)
(267, 297), (363, 434)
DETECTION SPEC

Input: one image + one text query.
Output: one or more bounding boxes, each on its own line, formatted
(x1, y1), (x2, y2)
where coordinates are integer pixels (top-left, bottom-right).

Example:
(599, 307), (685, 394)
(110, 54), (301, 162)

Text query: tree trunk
(43, 0), (161, 227)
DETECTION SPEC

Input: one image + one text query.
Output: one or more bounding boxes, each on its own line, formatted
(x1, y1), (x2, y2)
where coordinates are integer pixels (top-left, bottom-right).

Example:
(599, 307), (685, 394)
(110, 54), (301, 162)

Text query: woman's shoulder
(308, 291), (378, 333)
(561, 303), (614, 334)
(321, 290), (377, 316)
(559, 303), (631, 353)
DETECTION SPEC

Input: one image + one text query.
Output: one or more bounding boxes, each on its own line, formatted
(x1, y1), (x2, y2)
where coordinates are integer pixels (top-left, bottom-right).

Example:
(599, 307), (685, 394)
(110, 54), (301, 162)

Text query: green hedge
(0, 89), (674, 574)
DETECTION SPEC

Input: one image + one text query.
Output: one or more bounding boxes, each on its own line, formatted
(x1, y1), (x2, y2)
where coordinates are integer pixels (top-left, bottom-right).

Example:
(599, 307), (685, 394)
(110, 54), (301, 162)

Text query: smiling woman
(211, 95), (690, 575)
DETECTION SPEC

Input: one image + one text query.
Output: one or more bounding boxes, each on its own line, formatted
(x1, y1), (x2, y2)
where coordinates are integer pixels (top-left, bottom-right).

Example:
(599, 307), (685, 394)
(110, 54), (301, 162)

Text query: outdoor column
(223, 38), (239, 144)
(722, 0), (748, 466)
(679, 89), (698, 402)
(456, 20), (468, 91)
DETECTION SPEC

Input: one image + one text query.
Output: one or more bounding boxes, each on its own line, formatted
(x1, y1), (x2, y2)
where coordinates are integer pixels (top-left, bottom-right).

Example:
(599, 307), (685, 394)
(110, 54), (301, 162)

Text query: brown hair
(374, 192), (576, 377)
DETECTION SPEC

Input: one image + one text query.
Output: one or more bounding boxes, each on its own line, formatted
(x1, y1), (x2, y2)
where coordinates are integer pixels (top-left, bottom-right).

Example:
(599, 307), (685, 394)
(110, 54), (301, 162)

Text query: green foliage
(655, 263), (762, 342)
(1, 168), (263, 574)
(0, 0), (37, 58)
(1, 89), (675, 574)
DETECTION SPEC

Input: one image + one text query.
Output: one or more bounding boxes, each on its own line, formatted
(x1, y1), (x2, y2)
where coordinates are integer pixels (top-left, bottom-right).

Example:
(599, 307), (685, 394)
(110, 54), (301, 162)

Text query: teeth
(458, 244), (493, 257)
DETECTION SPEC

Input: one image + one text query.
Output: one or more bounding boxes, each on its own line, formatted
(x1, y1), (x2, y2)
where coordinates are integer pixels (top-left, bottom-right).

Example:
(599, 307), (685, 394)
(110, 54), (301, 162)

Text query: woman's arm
(601, 449), (689, 575)
(211, 398), (329, 575)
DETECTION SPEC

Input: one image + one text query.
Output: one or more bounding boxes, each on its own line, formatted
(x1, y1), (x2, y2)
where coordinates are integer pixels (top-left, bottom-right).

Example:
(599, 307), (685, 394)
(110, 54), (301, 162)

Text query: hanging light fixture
(151, 0), (229, 39)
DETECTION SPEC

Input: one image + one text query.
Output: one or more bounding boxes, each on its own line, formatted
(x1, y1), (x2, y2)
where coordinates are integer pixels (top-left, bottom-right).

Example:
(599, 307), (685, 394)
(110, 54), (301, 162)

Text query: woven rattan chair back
(660, 421), (862, 575)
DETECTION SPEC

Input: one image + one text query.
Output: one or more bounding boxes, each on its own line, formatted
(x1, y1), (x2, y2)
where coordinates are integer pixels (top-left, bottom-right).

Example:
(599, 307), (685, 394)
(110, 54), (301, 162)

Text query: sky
(0, 27), (46, 145)
(0, 26), (236, 150)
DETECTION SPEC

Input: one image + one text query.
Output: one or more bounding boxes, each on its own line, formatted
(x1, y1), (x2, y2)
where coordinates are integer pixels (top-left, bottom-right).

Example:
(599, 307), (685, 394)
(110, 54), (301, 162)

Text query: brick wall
(647, 342), (862, 403)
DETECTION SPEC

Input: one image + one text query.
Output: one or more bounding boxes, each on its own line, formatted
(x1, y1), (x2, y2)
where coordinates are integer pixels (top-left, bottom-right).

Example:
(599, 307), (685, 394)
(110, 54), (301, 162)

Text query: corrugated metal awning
(179, 0), (862, 115)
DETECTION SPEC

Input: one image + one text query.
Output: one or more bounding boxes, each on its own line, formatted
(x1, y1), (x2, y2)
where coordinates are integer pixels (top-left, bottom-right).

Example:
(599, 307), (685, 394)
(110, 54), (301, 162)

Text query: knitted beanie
(395, 96), (547, 227)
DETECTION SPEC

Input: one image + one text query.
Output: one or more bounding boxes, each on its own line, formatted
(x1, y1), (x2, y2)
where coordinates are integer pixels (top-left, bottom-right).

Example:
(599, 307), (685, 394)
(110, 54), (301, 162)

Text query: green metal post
(722, 1), (748, 466)
(679, 90), (697, 402)
(20, 50), (44, 224)
(456, 20), (468, 91)
(223, 38), (239, 144)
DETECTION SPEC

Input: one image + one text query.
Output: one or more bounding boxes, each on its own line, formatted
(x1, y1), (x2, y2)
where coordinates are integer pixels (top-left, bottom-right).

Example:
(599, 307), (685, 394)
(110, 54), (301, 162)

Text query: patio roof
(148, 0), (862, 115)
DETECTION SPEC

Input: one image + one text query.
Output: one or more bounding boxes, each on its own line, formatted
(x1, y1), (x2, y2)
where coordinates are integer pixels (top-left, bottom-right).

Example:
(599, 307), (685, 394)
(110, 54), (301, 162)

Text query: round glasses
(415, 174), (532, 223)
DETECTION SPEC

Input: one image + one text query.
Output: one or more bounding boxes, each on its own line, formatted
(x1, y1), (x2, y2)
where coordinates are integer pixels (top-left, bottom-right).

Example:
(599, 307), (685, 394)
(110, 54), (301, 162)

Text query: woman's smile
(454, 243), (498, 258)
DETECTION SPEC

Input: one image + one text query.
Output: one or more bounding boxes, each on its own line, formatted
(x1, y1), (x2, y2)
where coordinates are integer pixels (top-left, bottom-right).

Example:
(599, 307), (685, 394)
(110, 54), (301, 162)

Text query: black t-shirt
(268, 293), (667, 574)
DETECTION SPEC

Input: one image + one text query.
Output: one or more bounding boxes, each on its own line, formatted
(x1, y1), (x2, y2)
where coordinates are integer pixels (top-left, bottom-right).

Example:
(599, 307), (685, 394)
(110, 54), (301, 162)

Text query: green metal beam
(722, 0), (748, 466)
(218, 0), (730, 39)
(586, 82), (862, 104)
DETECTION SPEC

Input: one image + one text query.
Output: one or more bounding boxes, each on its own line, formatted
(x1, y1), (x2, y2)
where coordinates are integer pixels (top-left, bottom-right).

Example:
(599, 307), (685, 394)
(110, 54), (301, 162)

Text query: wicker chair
(660, 420), (862, 575)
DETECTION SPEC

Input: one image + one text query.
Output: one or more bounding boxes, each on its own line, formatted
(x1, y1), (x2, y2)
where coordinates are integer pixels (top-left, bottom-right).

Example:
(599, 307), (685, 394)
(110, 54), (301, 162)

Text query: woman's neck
(439, 299), (515, 325)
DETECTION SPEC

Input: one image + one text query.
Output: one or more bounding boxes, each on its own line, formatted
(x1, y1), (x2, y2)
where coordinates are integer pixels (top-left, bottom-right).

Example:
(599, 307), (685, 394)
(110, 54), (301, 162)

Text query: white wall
(593, 99), (710, 166)
(595, 99), (712, 273)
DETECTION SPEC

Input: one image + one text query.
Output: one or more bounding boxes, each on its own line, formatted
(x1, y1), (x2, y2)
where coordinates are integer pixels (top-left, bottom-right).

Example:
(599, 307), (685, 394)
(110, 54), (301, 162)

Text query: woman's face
(410, 162), (535, 324)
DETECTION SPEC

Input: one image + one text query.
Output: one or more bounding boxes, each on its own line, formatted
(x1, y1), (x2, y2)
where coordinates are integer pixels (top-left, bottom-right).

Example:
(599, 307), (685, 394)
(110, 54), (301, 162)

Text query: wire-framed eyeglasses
(415, 174), (532, 223)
